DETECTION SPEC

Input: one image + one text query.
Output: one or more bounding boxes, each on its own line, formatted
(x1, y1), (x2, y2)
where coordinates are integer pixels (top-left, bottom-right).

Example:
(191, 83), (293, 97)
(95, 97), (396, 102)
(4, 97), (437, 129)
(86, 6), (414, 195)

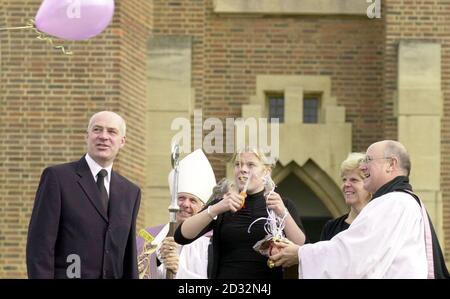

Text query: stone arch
(272, 159), (346, 242)
(272, 159), (346, 218)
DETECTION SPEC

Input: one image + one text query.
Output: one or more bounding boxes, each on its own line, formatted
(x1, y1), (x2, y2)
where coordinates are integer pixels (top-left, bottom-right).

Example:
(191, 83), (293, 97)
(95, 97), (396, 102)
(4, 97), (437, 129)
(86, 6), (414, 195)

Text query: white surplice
(154, 234), (210, 279)
(175, 236), (210, 279)
(298, 191), (428, 278)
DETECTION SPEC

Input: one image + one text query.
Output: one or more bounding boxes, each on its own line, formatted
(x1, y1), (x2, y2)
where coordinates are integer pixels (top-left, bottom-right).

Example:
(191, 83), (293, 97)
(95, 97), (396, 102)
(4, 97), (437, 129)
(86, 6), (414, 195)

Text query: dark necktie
(97, 169), (109, 213)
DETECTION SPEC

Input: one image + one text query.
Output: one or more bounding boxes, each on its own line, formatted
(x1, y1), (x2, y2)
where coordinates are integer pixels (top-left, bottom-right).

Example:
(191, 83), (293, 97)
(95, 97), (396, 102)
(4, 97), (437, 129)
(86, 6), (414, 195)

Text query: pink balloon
(35, 0), (115, 41)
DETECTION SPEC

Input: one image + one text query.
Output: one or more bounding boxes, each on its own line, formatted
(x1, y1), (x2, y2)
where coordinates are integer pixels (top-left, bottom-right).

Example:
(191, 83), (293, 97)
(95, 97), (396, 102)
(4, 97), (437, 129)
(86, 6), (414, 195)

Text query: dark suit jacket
(26, 156), (141, 279)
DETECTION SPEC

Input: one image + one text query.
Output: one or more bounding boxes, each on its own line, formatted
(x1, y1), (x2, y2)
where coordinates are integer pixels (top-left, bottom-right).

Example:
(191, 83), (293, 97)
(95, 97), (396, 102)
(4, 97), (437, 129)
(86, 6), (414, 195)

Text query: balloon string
(247, 176), (286, 240)
(27, 19), (73, 55)
(0, 19), (72, 55)
(0, 25), (34, 30)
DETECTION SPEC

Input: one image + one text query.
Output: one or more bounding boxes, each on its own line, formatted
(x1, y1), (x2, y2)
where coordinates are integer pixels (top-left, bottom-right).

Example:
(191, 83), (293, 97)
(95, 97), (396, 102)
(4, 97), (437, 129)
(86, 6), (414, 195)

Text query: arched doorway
(272, 160), (346, 243)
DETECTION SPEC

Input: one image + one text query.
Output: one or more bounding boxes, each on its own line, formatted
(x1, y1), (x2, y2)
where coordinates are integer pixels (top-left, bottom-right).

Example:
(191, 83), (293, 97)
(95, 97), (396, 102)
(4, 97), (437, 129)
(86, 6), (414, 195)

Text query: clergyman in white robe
(175, 235), (210, 279)
(298, 191), (427, 278)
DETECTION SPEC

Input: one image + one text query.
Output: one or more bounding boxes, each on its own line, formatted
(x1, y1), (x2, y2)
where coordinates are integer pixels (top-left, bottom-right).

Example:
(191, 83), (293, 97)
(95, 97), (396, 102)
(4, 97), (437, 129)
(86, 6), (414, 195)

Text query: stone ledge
(213, 0), (370, 16)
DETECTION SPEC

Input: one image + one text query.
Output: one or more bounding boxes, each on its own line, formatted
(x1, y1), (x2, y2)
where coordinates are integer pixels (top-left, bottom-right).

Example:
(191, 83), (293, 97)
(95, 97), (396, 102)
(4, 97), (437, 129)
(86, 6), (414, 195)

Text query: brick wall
(114, 0), (151, 230)
(152, 0), (205, 107)
(383, 0), (450, 261)
(151, 1), (384, 180)
(0, 1), (5, 280)
(207, 12), (385, 153)
(0, 0), (150, 278)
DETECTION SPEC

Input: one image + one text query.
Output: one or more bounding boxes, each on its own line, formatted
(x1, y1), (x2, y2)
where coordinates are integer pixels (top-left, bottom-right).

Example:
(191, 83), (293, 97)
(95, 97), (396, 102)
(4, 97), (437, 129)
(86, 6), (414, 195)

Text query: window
(303, 95), (320, 123)
(267, 93), (284, 123)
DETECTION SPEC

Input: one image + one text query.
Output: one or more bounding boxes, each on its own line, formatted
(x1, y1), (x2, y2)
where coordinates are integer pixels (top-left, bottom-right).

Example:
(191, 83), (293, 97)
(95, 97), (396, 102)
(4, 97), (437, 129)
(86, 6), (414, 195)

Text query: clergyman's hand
(163, 253), (179, 273)
(269, 238), (300, 268)
(160, 237), (179, 273)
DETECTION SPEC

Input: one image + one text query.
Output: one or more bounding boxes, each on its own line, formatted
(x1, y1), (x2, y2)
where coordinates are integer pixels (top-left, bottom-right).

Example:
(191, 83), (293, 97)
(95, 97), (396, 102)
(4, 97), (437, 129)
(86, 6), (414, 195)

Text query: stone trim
(213, 0), (369, 16)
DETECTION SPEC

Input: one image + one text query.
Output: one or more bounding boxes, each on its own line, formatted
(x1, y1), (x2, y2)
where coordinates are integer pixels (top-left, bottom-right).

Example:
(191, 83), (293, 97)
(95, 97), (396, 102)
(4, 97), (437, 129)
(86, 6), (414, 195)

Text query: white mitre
(168, 148), (217, 204)
(151, 149), (217, 247)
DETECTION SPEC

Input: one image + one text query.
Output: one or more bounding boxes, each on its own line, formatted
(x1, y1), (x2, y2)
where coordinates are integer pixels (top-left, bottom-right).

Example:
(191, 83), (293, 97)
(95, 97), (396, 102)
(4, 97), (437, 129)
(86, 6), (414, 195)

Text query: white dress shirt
(85, 154), (112, 196)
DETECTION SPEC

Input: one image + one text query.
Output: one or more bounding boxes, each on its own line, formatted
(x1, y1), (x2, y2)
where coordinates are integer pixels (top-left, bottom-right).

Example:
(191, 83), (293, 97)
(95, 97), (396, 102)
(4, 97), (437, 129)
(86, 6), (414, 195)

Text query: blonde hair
(231, 146), (277, 169)
(340, 152), (365, 178)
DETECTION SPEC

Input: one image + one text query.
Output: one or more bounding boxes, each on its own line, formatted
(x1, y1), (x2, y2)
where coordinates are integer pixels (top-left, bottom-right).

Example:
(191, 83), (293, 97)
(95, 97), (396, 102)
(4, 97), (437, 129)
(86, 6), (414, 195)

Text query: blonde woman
(174, 147), (305, 279)
(320, 153), (372, 240)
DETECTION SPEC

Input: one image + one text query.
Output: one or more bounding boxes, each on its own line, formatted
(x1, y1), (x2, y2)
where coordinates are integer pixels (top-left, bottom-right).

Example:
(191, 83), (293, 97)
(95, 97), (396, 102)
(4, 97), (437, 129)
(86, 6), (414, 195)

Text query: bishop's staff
(166, 143), (180, 279)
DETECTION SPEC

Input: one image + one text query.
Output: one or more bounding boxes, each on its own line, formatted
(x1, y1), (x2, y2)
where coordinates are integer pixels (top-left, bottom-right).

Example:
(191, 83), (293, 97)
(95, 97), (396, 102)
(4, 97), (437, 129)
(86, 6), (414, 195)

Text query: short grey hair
(87, 111), (126, 137)
(383, 140), (411, 176)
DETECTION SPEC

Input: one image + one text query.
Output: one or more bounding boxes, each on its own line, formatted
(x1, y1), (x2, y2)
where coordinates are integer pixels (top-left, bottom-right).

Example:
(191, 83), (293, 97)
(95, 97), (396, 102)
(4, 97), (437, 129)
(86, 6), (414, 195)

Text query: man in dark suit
(26, 111), (141, 279)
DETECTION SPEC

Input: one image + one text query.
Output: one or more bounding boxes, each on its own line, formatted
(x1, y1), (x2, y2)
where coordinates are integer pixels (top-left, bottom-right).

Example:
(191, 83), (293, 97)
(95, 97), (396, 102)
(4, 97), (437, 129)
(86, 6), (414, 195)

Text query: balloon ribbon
(0, 19), (72, 55)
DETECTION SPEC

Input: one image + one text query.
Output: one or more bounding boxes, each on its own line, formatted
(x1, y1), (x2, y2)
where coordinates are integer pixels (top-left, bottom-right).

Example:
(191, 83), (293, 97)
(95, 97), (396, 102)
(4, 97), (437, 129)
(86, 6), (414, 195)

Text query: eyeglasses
(360, 156), (391, 164)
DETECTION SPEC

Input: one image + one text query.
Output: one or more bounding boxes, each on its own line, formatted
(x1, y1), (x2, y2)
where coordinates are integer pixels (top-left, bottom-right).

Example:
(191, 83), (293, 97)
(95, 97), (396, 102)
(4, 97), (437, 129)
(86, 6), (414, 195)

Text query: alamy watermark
(66, 0), (81, 19)
(66, 253), (81, 278)
(170, 109), (280, 160)
(366, 0), (381, 19)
